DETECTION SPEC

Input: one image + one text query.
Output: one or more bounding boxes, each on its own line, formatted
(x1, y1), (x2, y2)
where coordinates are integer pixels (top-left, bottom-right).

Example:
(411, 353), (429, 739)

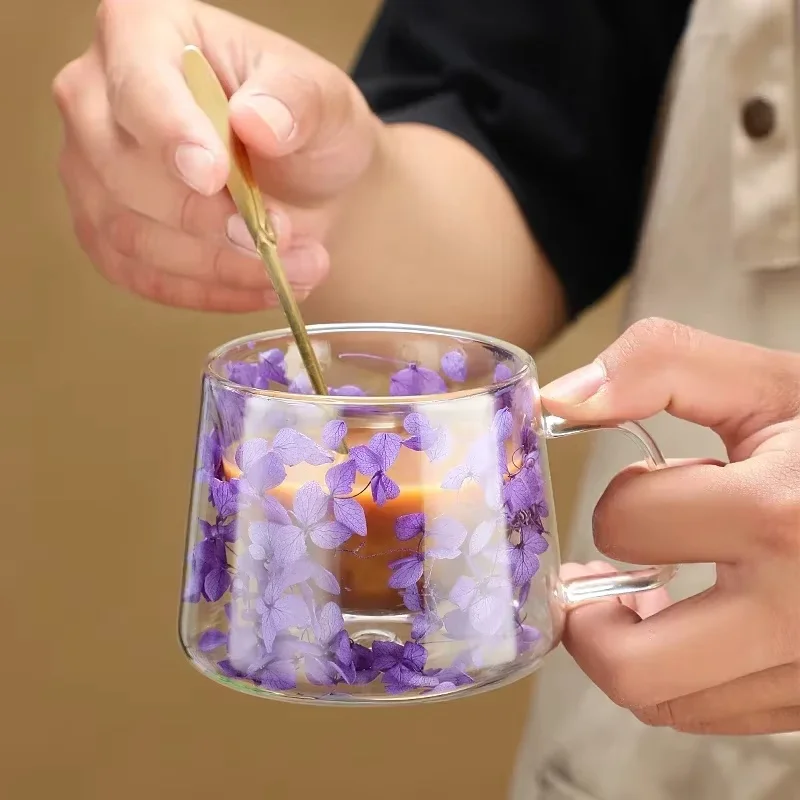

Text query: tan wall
(7, 1), (624, 797)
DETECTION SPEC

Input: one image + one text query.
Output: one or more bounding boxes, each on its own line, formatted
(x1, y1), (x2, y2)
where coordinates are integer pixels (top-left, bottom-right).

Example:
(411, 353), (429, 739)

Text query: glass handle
(542, 414), (679, 607)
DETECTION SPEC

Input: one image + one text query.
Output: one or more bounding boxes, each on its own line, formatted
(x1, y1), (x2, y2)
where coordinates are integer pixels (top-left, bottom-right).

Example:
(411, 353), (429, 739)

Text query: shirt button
(741, 97), (776, 140)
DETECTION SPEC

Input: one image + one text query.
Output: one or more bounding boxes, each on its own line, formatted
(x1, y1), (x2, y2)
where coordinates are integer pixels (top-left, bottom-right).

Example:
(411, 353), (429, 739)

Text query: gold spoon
(182, 45), (329, 399)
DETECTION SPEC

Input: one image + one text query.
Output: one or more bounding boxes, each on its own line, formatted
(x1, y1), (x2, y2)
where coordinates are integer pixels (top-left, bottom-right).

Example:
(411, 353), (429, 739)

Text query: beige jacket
(512, 0), (800, 798)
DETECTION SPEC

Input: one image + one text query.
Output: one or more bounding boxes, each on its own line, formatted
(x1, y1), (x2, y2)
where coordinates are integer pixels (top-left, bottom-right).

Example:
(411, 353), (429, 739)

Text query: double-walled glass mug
(179, 323), (677, 704)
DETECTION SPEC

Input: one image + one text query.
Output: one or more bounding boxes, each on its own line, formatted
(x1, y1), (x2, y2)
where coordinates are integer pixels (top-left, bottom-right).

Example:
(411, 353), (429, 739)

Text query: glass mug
(179, 323), (677, 704)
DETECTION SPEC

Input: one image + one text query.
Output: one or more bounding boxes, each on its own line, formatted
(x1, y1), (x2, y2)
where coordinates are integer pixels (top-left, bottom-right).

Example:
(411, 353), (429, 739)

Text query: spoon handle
(182, 45), (328, 398)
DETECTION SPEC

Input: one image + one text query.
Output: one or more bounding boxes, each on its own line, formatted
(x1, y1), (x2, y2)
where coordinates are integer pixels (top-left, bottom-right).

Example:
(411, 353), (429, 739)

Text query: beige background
(8, 1), (625, 797)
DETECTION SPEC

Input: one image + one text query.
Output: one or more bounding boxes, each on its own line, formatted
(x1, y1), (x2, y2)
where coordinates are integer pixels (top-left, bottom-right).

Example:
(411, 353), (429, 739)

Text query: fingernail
(239, 95), (295, 143)
(226, 215), (256, 252)
(175, 144), (217, 195)
(542, 361), (606, 403)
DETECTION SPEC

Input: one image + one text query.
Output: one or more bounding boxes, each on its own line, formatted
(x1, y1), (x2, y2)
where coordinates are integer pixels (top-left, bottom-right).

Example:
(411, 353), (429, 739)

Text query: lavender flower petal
(402, 585), (423, 612)
(272, 428), (333, 467)
(469, 520), (496, 556)
(203, 567), (231, 602)
(388, 553), (424, 589)
(426, 517), (467, 560)
(209, 478), (239, 518)
(492, 407), (513, 443)
(198, 629), (227, 652)
(293, 482), (329, 527)
(368, 432), (402, 471)
(390, 364), (447, 396)
(441, 350), (467, 382)
(324, 460), (357, 496)
(371, 473), (400, 506)
(395, 512), (426, 541)
(332, 497), (367, 536)
(322, 420), (348, 451)
(309, 520), (353, 550)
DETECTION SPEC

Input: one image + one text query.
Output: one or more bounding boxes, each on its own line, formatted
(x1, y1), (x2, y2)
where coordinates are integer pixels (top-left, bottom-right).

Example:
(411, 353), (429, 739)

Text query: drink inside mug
(179, 324), (630, 705)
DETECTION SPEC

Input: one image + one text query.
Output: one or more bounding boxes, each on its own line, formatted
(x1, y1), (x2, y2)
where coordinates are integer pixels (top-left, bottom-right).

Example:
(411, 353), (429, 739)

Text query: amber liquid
(223, 430), (484, 612)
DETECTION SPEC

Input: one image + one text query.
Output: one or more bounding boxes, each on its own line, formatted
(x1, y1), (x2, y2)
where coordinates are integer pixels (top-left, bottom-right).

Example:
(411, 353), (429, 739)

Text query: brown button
(741, 97), (776, 140)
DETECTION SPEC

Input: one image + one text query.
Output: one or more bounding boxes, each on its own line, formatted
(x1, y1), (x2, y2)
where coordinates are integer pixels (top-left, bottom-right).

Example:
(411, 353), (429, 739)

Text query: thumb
(541, 317), (800, 447)
(229, 54), (353, 159)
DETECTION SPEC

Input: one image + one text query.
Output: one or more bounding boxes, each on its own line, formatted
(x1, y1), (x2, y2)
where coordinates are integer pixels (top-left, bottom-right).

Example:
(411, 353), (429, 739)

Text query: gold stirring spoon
(182, 45), (329, 401)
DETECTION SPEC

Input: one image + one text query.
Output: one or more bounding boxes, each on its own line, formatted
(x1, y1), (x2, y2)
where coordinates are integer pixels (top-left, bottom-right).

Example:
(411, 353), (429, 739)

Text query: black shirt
(352, 0), (692, 318)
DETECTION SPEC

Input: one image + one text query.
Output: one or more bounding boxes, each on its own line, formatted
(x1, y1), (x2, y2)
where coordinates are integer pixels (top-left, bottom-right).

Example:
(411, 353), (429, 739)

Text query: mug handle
(543, 414), (679, 607)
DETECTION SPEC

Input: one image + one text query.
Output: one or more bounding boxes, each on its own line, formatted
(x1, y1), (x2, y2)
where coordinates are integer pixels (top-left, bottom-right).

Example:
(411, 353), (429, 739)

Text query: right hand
(53, 0), (381, 311)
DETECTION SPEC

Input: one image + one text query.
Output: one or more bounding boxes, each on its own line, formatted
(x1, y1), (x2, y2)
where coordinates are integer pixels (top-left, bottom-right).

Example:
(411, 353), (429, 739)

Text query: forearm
(302, 122), (567, 353)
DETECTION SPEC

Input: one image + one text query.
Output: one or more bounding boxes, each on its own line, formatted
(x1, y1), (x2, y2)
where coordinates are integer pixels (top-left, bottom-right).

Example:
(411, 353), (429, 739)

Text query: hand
(52, 0), (380, 311)
(543, 318), (800, 735)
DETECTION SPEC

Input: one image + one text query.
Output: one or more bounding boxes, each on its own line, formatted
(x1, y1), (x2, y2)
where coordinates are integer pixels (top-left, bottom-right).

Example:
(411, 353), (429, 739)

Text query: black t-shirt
(352, 0), (692, 317)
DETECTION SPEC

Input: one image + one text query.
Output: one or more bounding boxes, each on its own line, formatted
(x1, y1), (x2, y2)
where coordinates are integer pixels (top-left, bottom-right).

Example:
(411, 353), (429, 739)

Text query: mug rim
(206, 322), (536, 406)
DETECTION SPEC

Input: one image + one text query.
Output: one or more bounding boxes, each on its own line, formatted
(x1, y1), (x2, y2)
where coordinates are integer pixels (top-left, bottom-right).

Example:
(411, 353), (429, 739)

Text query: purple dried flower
(351, 642), (379, 684)
(411, 610), (443, 640)
(185, 520), (234, 603)
(198, 429), (223, 480)
(256, 586), (311, 651)
(441, 350), (467, 382)
(500, 526), (549, 587)
(494, 363), (514, 383)
(390, 364), (447, 396)
(372, 641), (438, 693)
(234, 442), (287, 496)
(208, 478), (241, 518)
(401, 413), (449, 462)
(492, 407), (513, 443)
(198, 629), (228, 653)
(516, 623), (541, 655)
(425, 517), (468, 560)
(469, 519), (497, 556)
(227, 361), (259, 387)
(351, 432), (402, 506)
(323, 459), (367, 537)
(388, 552), (424, 589)
(257, 349), (288, 386)
(284, 481), (354, 550)
(402, 584), (423, 612)
(441, 436), (504, 507)
(288, 372), (313, 395)
(302, 601), (354, 686)
(248, 520), (307, 566)
(449, 575), (512, 635)
(322, 420), (347, 451)
(395, 513), (426, 541)
(271, 428), (333, 467)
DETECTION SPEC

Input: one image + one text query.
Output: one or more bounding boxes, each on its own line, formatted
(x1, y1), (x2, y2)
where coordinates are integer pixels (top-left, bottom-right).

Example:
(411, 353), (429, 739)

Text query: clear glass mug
(179, 323), (677, 704)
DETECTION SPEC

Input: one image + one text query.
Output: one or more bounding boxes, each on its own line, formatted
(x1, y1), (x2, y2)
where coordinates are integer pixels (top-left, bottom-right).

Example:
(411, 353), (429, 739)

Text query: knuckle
(52, 58), (83, 112)
(104, 211), (142, 259)
(758, 490), (800, 558)
(632, 701), (678, 728)
(622, 317), (699, 358)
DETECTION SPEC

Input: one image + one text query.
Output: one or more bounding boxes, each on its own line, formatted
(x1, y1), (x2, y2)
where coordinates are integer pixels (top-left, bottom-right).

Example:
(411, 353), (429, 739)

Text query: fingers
(542, 318), (800, 452)
(54, 48), (236, 242)
(667, 706), (800, 736)
(591, 458), (761, 565)
(230, 53), (377, 203)
(563, 590), (789, 708)
(635, 662), (800, 729)
(561, 561), (672, 619)
(95, 0), (228, 193)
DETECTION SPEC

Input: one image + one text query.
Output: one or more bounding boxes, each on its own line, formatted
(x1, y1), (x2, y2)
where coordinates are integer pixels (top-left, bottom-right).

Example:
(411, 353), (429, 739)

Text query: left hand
(542, 318), (800, 736)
